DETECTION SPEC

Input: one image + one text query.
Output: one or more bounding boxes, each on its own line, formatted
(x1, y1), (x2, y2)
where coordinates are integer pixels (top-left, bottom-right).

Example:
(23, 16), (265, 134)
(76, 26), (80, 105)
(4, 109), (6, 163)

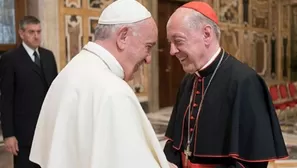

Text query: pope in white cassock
(29, 0), (170, 168)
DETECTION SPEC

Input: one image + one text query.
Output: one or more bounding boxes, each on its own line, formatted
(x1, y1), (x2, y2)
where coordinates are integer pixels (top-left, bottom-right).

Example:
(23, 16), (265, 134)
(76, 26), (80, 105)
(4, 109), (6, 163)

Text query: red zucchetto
(181, 1), (218, 25)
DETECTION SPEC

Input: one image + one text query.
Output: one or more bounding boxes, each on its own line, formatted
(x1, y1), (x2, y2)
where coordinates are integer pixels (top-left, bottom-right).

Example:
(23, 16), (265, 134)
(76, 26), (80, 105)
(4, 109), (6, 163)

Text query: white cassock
(29, 42), (169, 168)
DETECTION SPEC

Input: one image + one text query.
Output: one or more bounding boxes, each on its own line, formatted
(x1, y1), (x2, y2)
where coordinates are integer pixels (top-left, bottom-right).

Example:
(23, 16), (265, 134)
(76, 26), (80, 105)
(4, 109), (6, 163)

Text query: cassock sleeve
(164, 140), (181, 167)
(0, 54), (15, 138)
(92, 91), (163, 168)
(164, 75), (191, 168)
(164, 100), (182, 167)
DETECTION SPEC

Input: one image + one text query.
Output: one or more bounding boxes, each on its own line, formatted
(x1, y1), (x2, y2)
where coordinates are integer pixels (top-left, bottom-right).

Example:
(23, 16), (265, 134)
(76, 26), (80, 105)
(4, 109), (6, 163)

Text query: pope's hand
(4, 136), (19, 156)
(168, 162), (178, 168)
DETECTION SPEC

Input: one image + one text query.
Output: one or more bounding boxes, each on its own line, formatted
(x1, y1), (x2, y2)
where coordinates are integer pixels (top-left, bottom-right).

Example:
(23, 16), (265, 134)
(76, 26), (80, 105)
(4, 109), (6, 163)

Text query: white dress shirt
(22, 42), (40, 62)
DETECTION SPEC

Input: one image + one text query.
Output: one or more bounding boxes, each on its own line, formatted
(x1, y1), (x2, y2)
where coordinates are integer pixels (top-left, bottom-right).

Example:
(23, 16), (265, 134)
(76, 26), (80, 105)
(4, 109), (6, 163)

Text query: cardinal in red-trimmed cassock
(164, 1), (288, 168)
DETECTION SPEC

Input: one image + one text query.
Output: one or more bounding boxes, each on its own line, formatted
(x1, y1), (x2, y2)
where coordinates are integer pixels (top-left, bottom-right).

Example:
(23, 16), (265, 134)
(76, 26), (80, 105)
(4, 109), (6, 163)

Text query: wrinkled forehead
(166, 21), (191, 41)
(166, 8), (195, 38)
(23, 23), (41, 31)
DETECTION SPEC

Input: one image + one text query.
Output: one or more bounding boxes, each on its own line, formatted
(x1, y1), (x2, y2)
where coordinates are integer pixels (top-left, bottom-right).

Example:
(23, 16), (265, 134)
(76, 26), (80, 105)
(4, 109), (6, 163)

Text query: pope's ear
(116, 26), (129, 50)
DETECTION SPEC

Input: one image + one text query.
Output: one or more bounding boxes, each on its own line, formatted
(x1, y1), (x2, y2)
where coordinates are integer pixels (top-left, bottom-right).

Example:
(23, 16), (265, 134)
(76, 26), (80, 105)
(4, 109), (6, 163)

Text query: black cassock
(164, 49), (288, 168)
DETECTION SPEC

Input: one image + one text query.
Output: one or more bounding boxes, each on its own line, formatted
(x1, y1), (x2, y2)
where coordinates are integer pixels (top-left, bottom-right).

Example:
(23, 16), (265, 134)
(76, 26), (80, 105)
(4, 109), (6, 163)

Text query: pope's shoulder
(52, 52), (139, 99)
(102, 75), (136, 97)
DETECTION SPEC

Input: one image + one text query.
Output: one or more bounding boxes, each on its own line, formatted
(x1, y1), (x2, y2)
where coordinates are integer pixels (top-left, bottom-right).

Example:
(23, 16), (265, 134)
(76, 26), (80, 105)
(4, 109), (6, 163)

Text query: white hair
(187, 10), (221, 41)
(94, 21), (142, 40)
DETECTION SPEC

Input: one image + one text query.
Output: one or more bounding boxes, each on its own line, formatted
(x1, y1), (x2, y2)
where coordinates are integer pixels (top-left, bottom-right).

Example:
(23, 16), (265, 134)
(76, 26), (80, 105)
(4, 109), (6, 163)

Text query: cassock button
(198, 78), (202, 82)
(190, 116), (195, 120)
(193, 103), (198, 107)
(196, 90), (200, 94)
(190, 128), (194, 132)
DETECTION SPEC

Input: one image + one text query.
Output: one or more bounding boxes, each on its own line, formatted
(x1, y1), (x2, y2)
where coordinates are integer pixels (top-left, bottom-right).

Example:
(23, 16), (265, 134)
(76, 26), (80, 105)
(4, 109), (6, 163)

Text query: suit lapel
(38, 49), (50, 86)
(19, 45), (44, 80)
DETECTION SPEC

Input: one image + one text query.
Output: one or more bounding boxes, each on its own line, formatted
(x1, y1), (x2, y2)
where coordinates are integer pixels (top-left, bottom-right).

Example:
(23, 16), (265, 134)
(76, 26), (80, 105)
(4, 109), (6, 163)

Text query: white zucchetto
(98, 0), (152, 24)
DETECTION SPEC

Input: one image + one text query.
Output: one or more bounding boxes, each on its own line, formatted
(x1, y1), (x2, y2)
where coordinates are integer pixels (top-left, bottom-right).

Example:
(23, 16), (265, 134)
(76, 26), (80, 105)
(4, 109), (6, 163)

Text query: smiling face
(167, 8), (212, 73)
(128, 18), (157, 73)
(116, 17), (158, 81)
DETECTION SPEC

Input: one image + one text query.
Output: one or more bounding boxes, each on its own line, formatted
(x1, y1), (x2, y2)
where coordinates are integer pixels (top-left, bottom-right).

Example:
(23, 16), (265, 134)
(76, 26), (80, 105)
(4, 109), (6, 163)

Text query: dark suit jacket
(0, 44), (58, 147)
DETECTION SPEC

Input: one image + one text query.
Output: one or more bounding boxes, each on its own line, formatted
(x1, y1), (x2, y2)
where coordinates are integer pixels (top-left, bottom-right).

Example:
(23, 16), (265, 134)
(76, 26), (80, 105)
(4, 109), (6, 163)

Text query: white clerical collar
(200, 47), (221, 70)
(22, 42), (39, 61)
(83, 42), (124, 79)
(195, 47), (221, 77)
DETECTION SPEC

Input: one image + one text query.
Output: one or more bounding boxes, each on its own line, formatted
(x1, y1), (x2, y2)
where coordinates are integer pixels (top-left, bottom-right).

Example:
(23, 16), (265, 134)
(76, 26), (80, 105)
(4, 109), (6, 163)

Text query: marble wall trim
(26, 0), (60, 70)
(145, 0), (159, 112)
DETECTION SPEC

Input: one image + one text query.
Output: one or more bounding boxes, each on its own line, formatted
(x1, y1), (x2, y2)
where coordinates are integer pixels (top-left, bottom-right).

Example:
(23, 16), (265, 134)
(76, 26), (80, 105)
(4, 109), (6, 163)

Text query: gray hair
(94, 22), (141, 40)
(19, 16), (40, 30)
(187, 10), (221, 41)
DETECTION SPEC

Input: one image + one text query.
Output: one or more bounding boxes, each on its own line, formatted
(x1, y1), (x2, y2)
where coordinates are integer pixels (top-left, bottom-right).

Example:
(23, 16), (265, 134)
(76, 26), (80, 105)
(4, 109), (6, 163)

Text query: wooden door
(158, 0), (185, 108)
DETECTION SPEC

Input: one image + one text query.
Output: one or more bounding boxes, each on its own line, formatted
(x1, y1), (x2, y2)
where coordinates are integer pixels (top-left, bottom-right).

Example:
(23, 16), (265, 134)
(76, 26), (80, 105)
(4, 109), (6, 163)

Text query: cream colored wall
(26, 0), (60, 70)
(142, 0), (159, 112)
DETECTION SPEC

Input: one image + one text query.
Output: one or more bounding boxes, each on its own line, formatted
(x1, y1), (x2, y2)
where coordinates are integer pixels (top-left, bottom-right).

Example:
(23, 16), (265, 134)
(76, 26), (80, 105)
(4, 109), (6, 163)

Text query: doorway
(158, 0), (186, 108)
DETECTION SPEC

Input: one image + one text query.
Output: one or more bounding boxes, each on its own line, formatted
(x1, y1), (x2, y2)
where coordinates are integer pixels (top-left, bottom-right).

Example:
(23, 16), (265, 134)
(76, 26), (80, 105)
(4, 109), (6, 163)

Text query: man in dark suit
(0, 16), (58, 168)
